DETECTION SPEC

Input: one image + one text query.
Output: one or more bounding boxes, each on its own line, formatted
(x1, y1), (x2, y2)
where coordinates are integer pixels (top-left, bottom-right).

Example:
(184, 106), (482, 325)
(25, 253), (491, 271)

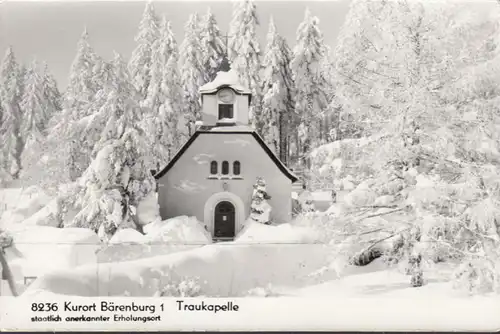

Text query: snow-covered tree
(20, 59), (49, 144)
(0, 47), (23, 179)
(90, 53), (148, 156)
(322, 0), (500, 291)
(143, 16), (185, 169)
(65, 28), (99, 114)
(290, 8), (329, 168)
(41, 62), (62, 120)
(158, 19), (185, 162)
(297, 187), (315, 213)
(200, 7), (226, 84)
(179, 13), (204, 136)
(228, 0), (263, 132)
(58, 28), (105, 180)
(261, 17), (295, 164)
(250, 177), (272, 225)
(0, 228), (17, 296)
(129, 1), (160, 102)
(70, 53), (155, 242)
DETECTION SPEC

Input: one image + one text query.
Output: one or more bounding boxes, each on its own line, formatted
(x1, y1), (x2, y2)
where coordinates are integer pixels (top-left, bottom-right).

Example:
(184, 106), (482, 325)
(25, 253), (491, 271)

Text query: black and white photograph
(0, 0), (499, 330)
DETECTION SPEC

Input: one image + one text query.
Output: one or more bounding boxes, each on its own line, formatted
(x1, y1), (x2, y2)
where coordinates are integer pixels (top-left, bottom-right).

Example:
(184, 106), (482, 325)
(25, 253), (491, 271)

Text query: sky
(0, 0), (351, 90)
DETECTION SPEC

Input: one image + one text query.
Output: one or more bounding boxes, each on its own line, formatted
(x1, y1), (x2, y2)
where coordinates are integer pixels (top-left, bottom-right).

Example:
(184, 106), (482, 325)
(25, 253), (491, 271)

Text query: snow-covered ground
(22, 220), (333, 297)
(1, 185), (499, 331)
(5, 257), (499, 331)
(0, 187), (214, 295)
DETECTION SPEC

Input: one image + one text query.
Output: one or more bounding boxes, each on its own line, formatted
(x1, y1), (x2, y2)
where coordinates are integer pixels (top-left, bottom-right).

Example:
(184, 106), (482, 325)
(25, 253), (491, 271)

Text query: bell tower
(199, 65), (252, 127)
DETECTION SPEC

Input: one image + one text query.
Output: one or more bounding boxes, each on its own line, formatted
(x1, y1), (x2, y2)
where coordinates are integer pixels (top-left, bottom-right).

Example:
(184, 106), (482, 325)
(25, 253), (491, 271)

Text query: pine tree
(0, 47), (24, 179)
(290, 8), (329, 168)
(261, 17), (295, 164)
(41, 62), (62, 120)
(70, 52), (155, 241)
(179, 13), (204, 136)
(228, 0), (263, 132)
(62, 29), (107, 181)
(200, 7), (226, 84)
(129, 1), (160, 102)
(143, 15), (185, 169)
(20, 59), (49, 146)
(250, 177), (272, 225)
(158, 19), (185, 163)
(92, 53), (148, 155)
(65, 28), (99, 114)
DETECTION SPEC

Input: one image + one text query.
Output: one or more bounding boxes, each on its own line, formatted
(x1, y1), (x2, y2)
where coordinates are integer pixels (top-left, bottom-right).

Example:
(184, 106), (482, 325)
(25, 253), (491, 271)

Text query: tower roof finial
(217, 31), (231, 73)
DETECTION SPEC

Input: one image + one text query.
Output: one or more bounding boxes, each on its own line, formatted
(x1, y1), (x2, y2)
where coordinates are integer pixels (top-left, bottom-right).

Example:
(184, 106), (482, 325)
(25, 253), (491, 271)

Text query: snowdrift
(0, 186), (52, 229)
(4, 226), (100, 288)
(98, 216), (211, 263)
(25, 222), (332, 297)
(235, 221), (318, 244)
(144, 215), (211, 244)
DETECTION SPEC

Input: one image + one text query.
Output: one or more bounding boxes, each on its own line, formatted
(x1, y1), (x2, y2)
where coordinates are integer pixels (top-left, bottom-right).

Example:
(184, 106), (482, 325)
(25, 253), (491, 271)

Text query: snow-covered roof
(155, 128), (298, 183)
(199, 69), (251, 95)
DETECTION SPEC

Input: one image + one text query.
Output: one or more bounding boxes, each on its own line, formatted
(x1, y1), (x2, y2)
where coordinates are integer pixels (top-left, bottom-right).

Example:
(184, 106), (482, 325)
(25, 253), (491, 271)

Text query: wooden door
(214, 201), (235, 239)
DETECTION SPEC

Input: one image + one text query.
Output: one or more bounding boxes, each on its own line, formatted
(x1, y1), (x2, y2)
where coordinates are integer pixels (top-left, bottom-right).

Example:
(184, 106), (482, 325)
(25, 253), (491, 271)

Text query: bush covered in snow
(244, 283), (288, 297)
(155, 276), (205, 297)
(297, 189), (315, 213)
(249, 177), (272, 225)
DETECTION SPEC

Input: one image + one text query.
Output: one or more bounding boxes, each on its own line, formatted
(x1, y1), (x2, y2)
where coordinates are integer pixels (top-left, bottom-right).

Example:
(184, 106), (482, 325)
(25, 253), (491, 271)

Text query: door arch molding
(203, 191), (245, 237)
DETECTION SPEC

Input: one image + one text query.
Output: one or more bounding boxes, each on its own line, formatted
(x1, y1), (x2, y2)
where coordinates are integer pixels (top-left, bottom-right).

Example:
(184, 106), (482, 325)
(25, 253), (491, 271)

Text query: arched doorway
(213, 201), (236, 239)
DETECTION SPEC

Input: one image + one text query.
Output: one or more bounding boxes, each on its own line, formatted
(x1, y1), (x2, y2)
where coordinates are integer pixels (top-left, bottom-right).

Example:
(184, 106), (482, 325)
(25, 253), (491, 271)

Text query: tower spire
(218, 32), (231, 72)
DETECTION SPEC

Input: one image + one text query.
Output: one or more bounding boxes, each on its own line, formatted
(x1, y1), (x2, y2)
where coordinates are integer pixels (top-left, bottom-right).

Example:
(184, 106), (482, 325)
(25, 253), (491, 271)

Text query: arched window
(233, 161), (241, 175)
(210, 161), (218, 175)
(222, 161), (229, 175)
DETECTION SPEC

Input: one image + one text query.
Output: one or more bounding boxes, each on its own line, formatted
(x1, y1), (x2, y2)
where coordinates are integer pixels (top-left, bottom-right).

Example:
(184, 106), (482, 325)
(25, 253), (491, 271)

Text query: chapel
(155, 62), (297, 240)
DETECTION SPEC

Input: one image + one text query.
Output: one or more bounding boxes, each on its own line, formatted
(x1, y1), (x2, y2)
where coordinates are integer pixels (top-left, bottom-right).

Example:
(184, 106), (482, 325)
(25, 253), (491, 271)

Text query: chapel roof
(154, 129), (298, 183)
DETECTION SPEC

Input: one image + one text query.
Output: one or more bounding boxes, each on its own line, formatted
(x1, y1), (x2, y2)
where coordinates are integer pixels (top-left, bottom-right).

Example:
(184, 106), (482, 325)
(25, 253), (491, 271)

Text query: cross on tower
(221, 32), (230, 57)
(218, 32), (231, 72)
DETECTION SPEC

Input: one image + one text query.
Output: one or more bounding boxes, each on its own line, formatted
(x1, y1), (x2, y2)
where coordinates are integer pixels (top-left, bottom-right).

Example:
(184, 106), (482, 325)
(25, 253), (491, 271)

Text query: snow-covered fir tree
(158, 19), (185, 162)
(200, 7), (226, 84)
(20, 59), (50, 145)
(228, 0), (263, 133)
(145, 15), (169, 114)
(261, 16), (295, 165)
(0, 47), (24, 179)
(65, 28), (99, 114)
(290, 8), (329, 168)
(179, 13), (204, 136)
(144, 15), (185, 168)
(318, 46), (337, 143)
(70, 52), (155, 242)
(60, 28), (104, 180)
(128, 1), (160, 102)
(250, 177), (272, 225)
(41, 62), (62, 119)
